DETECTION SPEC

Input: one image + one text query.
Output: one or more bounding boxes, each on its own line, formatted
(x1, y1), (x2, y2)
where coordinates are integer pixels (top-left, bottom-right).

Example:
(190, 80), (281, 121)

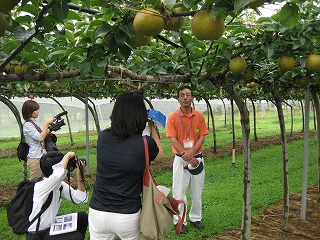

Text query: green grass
(0, 108), (318, 239)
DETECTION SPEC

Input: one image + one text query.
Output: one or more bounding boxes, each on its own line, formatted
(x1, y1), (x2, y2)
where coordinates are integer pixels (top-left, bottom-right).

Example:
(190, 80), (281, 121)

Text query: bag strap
(142, 136), (186, 235)
(30, 191), (53, 233)
(27, 120), (47, 151)
(27, 120), (42, 133)
(142, 136), (151, 187)
(170, 198), (186, 234)
(21, 121), (27, 142)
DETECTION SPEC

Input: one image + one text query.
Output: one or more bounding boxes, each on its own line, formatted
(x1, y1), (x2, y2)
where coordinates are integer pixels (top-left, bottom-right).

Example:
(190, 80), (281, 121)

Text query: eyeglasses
(179, 93), (192, 98)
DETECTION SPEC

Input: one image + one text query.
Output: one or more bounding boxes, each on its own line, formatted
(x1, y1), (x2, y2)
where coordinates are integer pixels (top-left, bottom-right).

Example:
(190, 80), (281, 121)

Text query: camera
(148, 109), (166, 129)
(67, 156), (86, 172)
(49, 111), (68, 132)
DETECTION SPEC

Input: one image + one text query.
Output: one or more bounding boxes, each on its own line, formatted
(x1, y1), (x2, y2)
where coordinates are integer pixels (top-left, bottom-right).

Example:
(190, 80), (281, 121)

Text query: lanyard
(178, 110), (194, 139)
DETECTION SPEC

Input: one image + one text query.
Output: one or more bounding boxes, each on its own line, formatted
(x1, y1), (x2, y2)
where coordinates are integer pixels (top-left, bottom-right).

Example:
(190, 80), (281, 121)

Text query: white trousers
(89, 208), (142, 240)
(172, 155), (205, 225)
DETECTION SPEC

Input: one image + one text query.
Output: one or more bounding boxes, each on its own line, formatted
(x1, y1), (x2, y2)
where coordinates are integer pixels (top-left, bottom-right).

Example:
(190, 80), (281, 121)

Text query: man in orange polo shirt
(166, 85), (208, 234)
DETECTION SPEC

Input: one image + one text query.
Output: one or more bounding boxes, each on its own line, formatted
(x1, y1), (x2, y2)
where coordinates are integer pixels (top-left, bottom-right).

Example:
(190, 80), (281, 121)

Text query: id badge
(183, 139), (194, 149)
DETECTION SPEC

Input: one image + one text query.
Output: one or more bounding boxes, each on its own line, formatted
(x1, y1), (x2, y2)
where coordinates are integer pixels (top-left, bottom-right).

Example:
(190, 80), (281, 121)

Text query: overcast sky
(260, 2), (285, 17)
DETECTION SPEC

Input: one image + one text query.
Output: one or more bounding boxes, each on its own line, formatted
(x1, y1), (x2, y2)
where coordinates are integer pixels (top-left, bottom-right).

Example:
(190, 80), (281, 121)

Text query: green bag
(140, 136), (186, 240)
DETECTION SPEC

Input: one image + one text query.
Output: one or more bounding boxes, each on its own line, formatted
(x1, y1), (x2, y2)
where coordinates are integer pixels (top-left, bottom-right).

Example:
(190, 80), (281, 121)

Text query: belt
(176, 153), (203, 158)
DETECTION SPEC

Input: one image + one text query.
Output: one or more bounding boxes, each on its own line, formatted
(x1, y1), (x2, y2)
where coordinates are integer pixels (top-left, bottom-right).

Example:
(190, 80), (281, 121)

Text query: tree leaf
(22, 52), (43, 65)
(119, 44), (131, 60)
(14, 27), (35, 42)
(80, 60), (91, 76)
(67, 10), (82, 21)
(52, 1), (69, 20)
(119, 22), (134, 37)
(154, 66), (167, 74)
(202, 80), (214, 91)
(95, 23), (112, 38)
(279, 3), (299, 29)
(114, 29), (128, 45)
(48, 49), (66, 61)
(182, 0), (191, 8)
(262, 42), (274, 59)
(20, 3), (39, 16)
(15, 15), (32, 24)
(2, 41), (20, 54)
(92, 55), (107, 75)
(234, 0), (253, 12)
(144, 0), (163, 9)
(66, 47), (87, 61)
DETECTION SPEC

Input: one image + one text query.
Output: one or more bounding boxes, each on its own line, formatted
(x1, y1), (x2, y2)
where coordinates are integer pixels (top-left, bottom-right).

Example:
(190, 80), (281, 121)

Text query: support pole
(301, 87), (310, 219)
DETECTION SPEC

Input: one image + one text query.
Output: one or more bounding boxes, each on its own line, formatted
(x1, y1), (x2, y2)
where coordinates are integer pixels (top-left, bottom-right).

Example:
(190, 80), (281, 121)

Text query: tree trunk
(300, 100), (305, 133)
(231, 98), (236, 166)
(300, 87), (311, 219)
(223, 87), (251, 240)
(283, 101), (293, 136)
(222, 99), (227, 127)
(310, 88), (320, 193)
(204, 98), (217, 153)
(271, 89), (290, 231)
(251, 99), (257, 141)
(311, 100), (316, 130)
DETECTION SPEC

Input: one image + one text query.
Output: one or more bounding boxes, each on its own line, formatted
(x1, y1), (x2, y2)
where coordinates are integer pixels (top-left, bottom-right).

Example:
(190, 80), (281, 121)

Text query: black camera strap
(67, 169), (88, 205)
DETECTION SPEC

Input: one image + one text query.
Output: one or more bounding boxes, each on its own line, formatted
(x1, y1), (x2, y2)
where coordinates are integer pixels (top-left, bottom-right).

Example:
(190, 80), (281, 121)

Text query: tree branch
(0, 70), (80, 83)
(0, 0), (57, 70)
(106, 65), (190, 83)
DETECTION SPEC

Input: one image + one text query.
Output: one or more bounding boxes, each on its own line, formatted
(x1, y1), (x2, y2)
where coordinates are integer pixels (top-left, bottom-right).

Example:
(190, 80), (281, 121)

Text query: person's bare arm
(182, 135), (205, 167)
(40, 118), (54, 141)
(170, 136), (185, 155)
(76, 160), (86, 192)
(60, 152), (76, 169)
(182, 135), (205, 160)
(149, 121), (164, 163)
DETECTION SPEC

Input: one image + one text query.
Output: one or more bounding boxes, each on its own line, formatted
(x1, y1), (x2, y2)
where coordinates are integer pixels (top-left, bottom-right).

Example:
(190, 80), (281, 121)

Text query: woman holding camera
(89, 91), (164, 240)
(22, 100), (54, 179)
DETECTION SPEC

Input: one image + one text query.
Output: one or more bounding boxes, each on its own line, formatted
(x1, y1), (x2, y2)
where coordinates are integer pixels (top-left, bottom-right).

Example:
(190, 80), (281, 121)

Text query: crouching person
(26, 151), (88, 240)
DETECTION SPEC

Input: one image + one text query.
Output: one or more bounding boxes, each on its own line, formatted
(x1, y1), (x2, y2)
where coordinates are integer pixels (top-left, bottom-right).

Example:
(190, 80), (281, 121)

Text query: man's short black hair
(40, 151), (64, 177)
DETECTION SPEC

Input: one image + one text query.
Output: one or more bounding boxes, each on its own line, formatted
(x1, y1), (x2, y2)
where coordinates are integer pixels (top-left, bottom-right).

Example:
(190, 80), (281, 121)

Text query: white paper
(157, 185), (171, 197)
(49, 213), (77, 236)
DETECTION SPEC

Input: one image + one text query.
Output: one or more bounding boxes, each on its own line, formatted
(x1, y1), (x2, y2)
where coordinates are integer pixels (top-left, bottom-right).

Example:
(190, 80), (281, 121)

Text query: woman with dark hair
(22, 100), (54, 179)
(89, 91), (164, 240)
(26, 151), (88, 240)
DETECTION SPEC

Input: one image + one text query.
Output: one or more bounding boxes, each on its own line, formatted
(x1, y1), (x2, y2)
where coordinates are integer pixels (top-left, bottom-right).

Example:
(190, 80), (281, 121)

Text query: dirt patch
(208, 186), (320, 240)
(1, 132), (319, 239)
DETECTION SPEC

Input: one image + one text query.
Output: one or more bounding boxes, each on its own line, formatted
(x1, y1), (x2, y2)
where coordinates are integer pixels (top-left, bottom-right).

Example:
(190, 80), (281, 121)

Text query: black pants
(26, 211), (88, 240)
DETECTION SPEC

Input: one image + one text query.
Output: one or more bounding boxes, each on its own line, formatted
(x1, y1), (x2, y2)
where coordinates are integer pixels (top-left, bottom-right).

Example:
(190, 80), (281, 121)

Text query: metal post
(300, 87), (310, 219)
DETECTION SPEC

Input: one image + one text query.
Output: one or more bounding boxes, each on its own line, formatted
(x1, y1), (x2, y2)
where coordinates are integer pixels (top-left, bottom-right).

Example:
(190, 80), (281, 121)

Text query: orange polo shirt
(166, 108), (208, 154)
